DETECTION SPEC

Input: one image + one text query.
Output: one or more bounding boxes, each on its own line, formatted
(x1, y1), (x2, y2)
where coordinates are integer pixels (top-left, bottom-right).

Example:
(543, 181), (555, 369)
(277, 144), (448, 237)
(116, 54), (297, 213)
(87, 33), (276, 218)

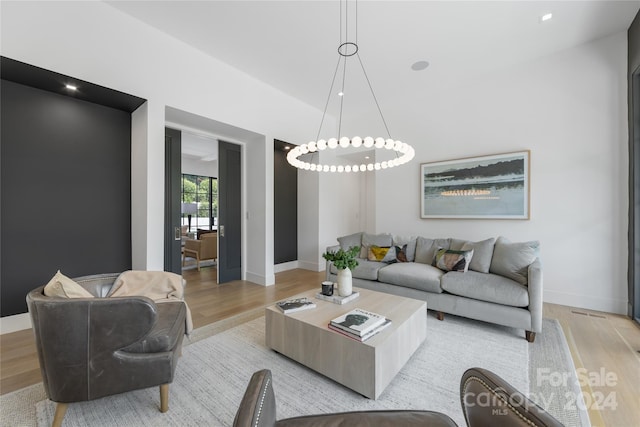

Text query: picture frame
(420, 151), (530, 219)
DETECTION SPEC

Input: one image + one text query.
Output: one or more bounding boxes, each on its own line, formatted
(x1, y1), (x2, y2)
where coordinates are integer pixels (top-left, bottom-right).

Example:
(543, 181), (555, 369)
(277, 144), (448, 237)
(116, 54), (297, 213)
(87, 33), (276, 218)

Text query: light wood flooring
(1, 268), (639, 426)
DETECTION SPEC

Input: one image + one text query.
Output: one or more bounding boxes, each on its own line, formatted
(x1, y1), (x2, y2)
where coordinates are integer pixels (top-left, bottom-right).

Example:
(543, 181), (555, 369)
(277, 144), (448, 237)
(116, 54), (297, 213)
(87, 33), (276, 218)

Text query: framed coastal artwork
(420, 151), (530, 219)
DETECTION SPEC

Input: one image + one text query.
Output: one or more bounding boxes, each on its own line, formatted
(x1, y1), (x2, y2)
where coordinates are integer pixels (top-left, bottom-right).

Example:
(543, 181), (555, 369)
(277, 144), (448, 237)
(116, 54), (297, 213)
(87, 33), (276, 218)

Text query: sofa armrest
(527, 258), (543, 333)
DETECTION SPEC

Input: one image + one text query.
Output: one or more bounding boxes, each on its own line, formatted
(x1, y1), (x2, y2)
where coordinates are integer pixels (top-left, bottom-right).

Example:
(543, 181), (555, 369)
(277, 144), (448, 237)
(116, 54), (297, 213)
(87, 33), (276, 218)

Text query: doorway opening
(164, 106), (265, 284)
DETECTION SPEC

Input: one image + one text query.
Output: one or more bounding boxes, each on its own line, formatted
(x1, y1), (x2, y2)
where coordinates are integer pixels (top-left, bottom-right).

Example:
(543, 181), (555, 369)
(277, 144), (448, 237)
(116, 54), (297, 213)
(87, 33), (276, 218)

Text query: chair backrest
(233, 369), (277, 427)
(460, 367), (564, 427)
(26, 279), (158, 402)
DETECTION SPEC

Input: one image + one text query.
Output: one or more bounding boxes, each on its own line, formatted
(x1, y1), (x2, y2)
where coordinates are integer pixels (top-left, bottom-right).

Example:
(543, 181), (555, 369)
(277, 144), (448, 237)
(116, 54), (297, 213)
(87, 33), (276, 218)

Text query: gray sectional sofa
(325, 232), (542, 342)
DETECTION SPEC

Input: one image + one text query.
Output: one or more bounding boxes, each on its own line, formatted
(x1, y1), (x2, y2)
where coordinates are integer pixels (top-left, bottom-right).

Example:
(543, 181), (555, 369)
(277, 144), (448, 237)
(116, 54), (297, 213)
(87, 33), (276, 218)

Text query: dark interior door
(165, 127), (182, 274)
(218, 140), (242, 283)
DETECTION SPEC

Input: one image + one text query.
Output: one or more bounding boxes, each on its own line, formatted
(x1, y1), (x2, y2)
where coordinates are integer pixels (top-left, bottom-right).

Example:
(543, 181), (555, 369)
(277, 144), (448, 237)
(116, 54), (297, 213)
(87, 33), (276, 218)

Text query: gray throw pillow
(392, 235), (417, 262)
(337, 232), (363, 252)
(461, 238), (496, 273)
(489, 236), (540, 285)
(415, 237), (451, 264)
(360, 233), (393, 258)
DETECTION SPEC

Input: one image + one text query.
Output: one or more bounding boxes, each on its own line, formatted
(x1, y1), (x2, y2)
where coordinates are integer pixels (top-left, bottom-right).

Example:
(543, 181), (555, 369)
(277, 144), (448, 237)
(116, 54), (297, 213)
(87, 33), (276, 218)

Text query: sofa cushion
(415, 237), (451, 265)
(44, 270), (95, 299)
(337, 232), (363, 252)
(460, 238), (496, 273)
(490, 237), (540, 285)
(123, 301), (187, 353)
(330, 259), (386, 281)
(392, 235), (417, 262)
(378, 262), (444, 294)
(441, 271), (529, 307)
(435, 249), (474, 272)
(360, 233), (393, 258)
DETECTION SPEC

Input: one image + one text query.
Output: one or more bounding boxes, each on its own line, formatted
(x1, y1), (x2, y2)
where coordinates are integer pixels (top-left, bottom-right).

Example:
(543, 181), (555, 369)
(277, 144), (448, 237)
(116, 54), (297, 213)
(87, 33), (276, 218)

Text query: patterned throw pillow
(395, 245), (409, 262)
(435, 248), (474, 272)
(368, 246), (397, 263)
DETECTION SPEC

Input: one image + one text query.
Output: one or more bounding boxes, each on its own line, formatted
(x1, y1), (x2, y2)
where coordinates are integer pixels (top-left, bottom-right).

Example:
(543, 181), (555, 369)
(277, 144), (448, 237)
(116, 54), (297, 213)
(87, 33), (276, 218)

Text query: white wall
(362, 32), (628, 314)
(0, 1), (322, 286)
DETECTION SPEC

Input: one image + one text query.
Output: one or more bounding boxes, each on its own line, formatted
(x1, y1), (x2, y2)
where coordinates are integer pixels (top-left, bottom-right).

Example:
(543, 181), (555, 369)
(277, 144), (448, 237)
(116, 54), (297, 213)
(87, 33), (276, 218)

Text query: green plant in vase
(322, 246), (359, 296)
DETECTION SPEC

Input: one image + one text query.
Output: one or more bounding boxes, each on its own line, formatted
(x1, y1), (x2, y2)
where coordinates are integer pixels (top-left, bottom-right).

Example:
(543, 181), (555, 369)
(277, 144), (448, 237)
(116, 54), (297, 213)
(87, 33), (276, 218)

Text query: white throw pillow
(44, 270), (94, 298)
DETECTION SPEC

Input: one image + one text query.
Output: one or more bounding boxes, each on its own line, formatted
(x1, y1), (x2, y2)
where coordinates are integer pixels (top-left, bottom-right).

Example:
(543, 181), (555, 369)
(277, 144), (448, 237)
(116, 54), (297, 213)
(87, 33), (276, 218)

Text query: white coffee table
(265, 287), (426, 399)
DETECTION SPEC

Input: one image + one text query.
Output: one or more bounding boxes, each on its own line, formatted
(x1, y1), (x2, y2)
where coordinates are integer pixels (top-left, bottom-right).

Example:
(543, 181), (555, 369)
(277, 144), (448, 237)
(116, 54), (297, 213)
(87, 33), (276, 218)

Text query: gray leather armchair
(234, 368), (564, 427)
(233, 370), (458, 427)
(460, 367), (564, 427)
(26, 273), (186, 427)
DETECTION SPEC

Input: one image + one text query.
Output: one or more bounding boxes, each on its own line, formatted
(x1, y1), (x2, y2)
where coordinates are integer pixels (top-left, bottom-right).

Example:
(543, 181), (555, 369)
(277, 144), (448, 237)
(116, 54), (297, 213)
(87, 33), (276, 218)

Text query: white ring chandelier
(287, 0), (415, 173)
(287, 136), (415, 173)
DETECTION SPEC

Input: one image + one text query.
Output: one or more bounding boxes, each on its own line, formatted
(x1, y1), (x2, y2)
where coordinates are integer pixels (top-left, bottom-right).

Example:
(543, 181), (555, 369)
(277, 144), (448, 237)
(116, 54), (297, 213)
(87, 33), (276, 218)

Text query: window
(182, 174), (218, 230)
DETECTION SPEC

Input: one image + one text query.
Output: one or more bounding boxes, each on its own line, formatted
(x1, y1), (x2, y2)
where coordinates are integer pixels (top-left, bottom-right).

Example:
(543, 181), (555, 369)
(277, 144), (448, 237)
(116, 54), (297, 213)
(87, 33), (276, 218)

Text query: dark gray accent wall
(274, 140), (298, 264)
(629, 11), (640, 320)
(1, 79), (132, 316)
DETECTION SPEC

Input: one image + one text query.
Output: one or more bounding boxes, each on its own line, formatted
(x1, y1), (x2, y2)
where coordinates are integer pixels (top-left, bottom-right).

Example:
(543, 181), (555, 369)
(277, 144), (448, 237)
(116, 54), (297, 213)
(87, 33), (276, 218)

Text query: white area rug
(0, 314), (586, 427)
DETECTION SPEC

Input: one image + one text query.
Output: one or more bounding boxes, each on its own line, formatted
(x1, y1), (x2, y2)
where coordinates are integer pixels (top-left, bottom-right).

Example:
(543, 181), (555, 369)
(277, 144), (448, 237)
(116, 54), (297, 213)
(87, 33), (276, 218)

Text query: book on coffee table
(315, 291), (360, 305)
(328, 318), (392, 342)
(276, 297), (316, 313)
(330, 308), (386, 336)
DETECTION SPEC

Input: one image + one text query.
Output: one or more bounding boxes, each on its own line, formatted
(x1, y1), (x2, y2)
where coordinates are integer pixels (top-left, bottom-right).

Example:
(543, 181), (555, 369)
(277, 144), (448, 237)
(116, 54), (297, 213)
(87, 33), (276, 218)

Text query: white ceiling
(109, 0), (638, 156)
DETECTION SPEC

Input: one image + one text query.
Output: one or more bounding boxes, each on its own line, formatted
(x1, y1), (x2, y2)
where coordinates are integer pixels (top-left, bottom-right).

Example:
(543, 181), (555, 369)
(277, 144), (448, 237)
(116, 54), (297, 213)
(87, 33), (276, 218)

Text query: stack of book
(276, 297), (316, 313)
(328, 308), (391, 342)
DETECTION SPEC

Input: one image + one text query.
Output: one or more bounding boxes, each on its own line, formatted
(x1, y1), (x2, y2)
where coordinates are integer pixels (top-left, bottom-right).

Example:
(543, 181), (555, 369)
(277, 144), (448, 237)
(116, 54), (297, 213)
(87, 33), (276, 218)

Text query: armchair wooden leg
(196, 255), (201, 271)
(159, 384), (169, 413)
(525, 331), (536, 343)
(52, 402), (68, 427)
(436, 311), (445, 321)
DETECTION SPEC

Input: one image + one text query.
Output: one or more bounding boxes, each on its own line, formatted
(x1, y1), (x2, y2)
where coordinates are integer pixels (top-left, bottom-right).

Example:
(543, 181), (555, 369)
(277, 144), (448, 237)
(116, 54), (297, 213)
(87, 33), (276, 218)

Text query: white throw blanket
(110, 270), (193, 335)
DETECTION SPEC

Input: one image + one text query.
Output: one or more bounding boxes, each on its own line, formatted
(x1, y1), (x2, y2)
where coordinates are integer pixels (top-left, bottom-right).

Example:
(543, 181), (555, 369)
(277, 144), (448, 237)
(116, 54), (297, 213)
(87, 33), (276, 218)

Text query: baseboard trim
(297, 260), (325, 272)
(245, 271), (275, 286)
(1, 312), (32, 334)
(545, 290), (627, 315)
(274, 261), (299, 273)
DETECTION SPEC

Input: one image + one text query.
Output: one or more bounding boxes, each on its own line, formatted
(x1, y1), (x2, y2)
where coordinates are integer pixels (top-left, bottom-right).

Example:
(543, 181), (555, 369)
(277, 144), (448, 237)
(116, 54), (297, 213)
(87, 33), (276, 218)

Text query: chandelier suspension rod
(315, 55), (343, 142)
(338, 51), (348, 137)
(356, 52), (392, 140)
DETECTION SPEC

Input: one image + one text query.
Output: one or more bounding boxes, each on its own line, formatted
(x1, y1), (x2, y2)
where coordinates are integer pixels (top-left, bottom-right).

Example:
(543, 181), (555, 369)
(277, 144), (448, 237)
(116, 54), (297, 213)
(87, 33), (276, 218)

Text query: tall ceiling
(108, 0), (638, 140)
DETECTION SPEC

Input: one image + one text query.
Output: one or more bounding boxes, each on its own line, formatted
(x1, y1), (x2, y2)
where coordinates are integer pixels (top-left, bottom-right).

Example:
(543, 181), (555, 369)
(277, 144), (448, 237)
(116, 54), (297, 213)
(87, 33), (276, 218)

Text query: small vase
(337, 268), (352, 297)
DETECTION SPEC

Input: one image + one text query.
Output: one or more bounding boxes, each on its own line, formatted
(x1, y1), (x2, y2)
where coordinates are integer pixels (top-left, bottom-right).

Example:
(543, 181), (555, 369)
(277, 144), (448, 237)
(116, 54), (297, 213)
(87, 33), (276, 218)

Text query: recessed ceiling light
(541, 13), (553, 22)
(284, 146), (291, 150)
(411, 61), (430, 71)
(65, 84), (77, 90)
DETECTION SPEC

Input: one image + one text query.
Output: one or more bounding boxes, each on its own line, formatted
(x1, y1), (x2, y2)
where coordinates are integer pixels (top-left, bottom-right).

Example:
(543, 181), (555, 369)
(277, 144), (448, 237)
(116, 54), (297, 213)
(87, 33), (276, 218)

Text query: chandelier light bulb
(338, 165), (344, 173)
(374, 137), (385, 148)
(363, 137), (374, 148)
(327, 138), (338, 149)
(345, 165), (352, 173)
(339, 137), (350, 148)
(317, 139), (327, 150)
(385, 139), (395, 149)
(308, 141), (317, 152)
(352, 136), (362, 147)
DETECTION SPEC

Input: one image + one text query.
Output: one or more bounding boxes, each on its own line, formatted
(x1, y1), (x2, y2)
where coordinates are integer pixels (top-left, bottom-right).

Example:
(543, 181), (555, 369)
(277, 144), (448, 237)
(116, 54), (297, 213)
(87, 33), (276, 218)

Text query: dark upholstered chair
(26, 273), (186, 427)
(460, 367), (564, 427)
(234, 368), (564, 427)
(233, 369), (458, 427)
